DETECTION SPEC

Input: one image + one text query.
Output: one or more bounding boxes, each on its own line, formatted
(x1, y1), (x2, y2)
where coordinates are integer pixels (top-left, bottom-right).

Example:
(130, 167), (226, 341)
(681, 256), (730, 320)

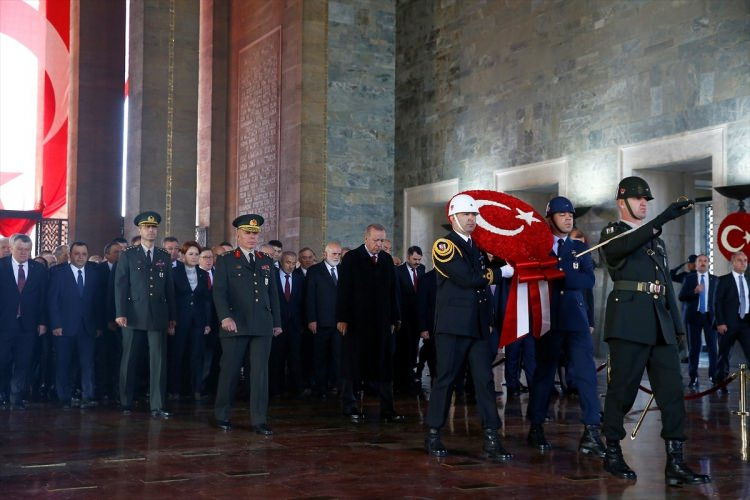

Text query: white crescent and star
(720, 224), (750, 253)
(474, 199), (541, 237)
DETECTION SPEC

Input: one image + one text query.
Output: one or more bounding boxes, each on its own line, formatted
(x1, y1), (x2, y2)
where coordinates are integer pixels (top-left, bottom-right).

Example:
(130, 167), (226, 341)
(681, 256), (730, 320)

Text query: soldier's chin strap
(548, 215), (568, 236)
(623, 199), (645, 221)
(451, 214), (467, 235)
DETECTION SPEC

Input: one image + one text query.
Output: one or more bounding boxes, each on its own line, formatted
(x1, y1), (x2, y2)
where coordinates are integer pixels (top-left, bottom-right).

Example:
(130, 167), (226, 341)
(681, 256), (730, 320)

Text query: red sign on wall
(716, 211), (750, 261)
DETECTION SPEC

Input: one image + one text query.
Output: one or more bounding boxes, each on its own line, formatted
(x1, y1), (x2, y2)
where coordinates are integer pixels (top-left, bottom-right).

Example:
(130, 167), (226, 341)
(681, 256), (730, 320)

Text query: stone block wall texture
(326, 0), (396, 248)
(395, 0), (750, 241)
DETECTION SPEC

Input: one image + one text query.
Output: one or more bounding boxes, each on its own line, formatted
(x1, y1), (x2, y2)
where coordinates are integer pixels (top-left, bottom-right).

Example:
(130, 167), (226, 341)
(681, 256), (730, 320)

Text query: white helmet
(447, 193), (479, 216)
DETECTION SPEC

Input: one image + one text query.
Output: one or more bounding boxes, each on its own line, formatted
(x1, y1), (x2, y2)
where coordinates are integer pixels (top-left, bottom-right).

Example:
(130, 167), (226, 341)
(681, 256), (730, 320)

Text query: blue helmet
(545, 196), (575, 217)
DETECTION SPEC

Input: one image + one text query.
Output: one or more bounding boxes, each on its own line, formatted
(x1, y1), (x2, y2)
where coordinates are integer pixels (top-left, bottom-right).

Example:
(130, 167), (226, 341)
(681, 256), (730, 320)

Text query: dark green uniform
(115, 245), (176, 411)
(213, 248), (281, 425)
(600, 219), (685, 441)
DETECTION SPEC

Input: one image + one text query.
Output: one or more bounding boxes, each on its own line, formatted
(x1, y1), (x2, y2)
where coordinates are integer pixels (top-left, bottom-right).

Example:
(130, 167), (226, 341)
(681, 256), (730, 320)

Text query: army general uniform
(114, 212), (176, 413)
(213, 215), (281, 429)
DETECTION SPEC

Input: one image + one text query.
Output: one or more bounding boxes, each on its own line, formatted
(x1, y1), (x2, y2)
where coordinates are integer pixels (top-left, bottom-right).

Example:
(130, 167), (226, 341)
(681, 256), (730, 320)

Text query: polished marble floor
(1, 363), (749, 499)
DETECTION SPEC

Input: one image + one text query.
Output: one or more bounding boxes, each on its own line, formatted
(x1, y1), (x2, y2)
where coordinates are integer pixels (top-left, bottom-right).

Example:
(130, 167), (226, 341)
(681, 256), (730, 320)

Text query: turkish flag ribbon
(499, 257), (565, 347)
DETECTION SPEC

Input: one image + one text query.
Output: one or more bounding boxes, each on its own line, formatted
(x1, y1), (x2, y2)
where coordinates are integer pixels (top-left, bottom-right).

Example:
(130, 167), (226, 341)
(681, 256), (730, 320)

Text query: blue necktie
(698, 275), (706, 313)
(77, 269), (84, 297)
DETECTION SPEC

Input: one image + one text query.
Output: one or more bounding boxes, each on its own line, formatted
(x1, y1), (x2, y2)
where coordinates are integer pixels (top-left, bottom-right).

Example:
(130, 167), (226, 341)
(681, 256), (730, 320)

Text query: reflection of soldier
(213, 214), (281, 434)
(115, 211), (176, 418)
(527, 196), (603, 457)
(599, 177), (710, 486)
(424, 194), (511, 461)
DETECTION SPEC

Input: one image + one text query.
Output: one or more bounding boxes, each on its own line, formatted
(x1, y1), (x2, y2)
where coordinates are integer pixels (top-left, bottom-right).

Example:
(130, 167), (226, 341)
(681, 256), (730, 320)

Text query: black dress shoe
(150, 408), (172, 418)
(343, 409), (365, 421)
(579, 425), (606, 458)
(11, 401), (26, 411)
(528, 424), (551, 451)
(425, 428), (448, 457)
(688, 377), (698, 388)
(215, 419), (232, 431)
(79, 400), (98, 409)
(121, 406), (133, 415)
(252, 423), (273, 435)
(381, 412), (406, 423)
(483, 428), (512, 461)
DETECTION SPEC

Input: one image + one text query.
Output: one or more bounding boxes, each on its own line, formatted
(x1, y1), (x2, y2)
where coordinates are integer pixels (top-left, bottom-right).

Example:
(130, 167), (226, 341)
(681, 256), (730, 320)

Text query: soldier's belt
(612, 280), (666, 296)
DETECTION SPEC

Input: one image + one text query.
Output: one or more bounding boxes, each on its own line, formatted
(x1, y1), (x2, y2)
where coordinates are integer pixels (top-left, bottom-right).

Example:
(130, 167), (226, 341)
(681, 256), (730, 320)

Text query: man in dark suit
(306, 242), (342, 398)
(270, 251), (305, 397)
(416, 269), (437, 385)
(599, 177), (709, 486)
(96, 240), (123, 404)
(0, 234), (47, 409)
(337, 224), (403, 422)
(213, 214), (281, 434)
(47, 241), (105, 408)
(678, 254), (718, 387)
(527, 197), (603, 457)
(114, 211), (176, 418)
(714, 251), (750, 388)
(394, 245), (425, 394)
(423, 194), (511, 461)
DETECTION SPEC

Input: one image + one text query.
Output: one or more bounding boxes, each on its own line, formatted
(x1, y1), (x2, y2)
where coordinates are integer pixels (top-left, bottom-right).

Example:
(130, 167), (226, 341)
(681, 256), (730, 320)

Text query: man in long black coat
(336, 223), (403, 422)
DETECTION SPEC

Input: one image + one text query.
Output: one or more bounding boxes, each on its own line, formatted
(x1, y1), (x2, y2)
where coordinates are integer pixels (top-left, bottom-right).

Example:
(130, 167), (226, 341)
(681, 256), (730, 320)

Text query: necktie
(740, 276), (747, 320)
(330, 266), (338, 285)
(146, 249), (152, 264)
(698, 274), (706, 313)
(412, 267), (418, 292)
(467, 237), (472, 247)
(371, 254), (377, 265)
(77, 269), (85, 297)
(284, 274), (291, 301)
(557, 238), (564, 255)
(207, 272), (212, 290)
(17, 264), (25, 317)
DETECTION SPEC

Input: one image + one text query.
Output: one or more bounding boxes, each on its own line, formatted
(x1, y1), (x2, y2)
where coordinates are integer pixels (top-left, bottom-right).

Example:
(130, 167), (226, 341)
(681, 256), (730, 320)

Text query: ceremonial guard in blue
(213, 214), (281, 434)
(115, 212), (176, 418)
(599, 177), (710, 486)
(424, 194), (511, 461)
(527, 196), (604, 457)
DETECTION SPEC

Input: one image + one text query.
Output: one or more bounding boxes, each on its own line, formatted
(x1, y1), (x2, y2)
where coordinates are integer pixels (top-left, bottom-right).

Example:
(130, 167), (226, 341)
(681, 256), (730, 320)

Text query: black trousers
(603, 338), (685, 441)
(425, 332), (500, 431)
(715, 320), (750, 382)
(313, 326), (340, 394)
(269, 327), (303, 396)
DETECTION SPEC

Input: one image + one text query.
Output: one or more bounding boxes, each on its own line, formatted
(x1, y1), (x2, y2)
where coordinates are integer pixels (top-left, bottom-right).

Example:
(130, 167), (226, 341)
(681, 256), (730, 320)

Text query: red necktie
(412, 267), (418, 292)
(17, 263), (26, 317)
(284, 274), (291, 301)
(371, 255), (377, 265)
(207, 272), (212, 290)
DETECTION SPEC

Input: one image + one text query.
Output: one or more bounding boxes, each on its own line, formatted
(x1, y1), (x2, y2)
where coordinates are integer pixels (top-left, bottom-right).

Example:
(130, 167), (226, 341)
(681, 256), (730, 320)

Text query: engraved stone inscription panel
(237, 28), (281, 238)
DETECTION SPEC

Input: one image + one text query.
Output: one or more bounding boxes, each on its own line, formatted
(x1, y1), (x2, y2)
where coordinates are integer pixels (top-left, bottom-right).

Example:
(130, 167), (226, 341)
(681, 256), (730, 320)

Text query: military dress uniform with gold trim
(600, 220), (686, 442)
(115, 245), (176, 412)
(425, 230), (501, 431)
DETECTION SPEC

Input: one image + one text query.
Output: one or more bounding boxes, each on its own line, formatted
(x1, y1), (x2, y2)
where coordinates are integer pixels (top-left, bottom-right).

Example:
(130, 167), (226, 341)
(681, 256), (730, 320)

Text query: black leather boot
(664, 440), (711, 486)
(483, 428), (512, 461)
(578, 425), (606, 458)
(424, 428), (447, 457)
(527, 424), (551, 451)
(603, 440), (636, 480)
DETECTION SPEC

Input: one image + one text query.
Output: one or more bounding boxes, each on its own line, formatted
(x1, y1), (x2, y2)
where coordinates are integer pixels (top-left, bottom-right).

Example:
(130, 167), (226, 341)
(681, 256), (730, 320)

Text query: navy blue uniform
(425, 231), (500, 431)
(528, 236), (600, 426)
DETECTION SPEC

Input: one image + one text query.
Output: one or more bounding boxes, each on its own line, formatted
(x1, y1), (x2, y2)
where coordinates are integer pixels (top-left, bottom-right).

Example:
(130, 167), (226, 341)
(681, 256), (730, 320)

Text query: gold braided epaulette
(432, 238), (461, 264)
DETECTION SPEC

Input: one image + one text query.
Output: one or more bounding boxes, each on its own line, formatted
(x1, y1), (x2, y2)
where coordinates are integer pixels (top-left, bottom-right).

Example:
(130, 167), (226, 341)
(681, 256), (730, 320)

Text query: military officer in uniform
(424, 193), (512, 461)
(527, 196), (604, 457)
(115, 211), (176, 418)
(213, 214), (281, 434)
(599, 177), (710, 486)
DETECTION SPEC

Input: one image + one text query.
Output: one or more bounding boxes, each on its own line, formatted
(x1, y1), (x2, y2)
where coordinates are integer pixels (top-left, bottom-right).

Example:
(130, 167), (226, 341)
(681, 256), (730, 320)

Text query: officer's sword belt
(612, 280), (666, 296)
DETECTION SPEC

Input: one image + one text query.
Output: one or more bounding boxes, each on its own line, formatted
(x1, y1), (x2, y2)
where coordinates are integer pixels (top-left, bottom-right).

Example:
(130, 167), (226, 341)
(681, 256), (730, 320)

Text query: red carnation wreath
(454, 190), (565, 346)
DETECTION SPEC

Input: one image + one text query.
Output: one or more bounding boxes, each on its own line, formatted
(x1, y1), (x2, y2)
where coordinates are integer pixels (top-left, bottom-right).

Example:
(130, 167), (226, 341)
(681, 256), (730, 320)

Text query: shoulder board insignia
(432, 238), (461, 264)
(155, 247), (169, 254)
(221, 250), (233, 256)
(605, 226), (615, 235)
(124, 245), (137, 251)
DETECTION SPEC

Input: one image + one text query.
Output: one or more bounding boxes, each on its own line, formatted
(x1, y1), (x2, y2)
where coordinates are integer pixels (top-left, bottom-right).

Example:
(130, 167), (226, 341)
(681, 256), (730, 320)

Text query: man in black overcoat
(336, 223), (403, 422)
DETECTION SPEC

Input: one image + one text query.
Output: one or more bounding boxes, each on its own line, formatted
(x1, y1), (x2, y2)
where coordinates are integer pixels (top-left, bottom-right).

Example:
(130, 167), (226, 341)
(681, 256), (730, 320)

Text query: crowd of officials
(3, 175), (747, 485)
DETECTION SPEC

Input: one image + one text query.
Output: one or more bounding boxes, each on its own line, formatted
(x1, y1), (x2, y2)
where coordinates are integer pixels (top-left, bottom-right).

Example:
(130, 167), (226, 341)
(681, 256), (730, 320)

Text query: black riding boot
(664, 440), (711, 486)
(483, 428), (512, 461)
(603, 440), (636, 480)
(579, 424), (606, 458)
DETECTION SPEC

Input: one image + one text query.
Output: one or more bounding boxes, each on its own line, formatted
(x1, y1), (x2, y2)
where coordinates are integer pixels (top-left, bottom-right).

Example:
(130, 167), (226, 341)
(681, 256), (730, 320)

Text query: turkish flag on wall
(0, 0), (69, 236)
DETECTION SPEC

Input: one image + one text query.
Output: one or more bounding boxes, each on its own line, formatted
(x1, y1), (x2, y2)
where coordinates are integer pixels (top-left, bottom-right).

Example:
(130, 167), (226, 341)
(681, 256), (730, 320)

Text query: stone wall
(326, 0), (396, 248)
(395, 0), (750, 239)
